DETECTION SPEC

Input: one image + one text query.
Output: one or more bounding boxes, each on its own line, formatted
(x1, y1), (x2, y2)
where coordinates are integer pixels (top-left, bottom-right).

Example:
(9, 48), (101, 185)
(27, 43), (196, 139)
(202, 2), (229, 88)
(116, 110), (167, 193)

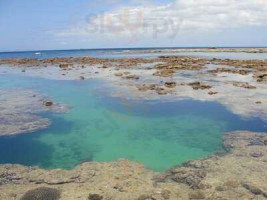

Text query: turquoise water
(0, 74), (266, 171)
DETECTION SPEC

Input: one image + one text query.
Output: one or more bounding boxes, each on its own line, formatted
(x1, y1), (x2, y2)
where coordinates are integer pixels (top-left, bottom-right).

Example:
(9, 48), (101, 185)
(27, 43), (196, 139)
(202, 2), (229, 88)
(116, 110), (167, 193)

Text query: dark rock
(208, 91), (218, 95)
(264, 139), (267, 145)
(44, 101), (53, 107)
(164, 82), (177, 88)
(79, 76), (85, 80)
(59, 63), (69, 69)
(88, 194), (103, 200)
(21, 187), (60, 200)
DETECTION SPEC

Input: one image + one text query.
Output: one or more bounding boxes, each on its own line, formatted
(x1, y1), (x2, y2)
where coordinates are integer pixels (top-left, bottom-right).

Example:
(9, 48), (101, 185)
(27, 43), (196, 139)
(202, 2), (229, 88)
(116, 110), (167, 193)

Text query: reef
(0, 131), (266, 199)
(0, 54), (267, 122)
(0, 90), (69, 136)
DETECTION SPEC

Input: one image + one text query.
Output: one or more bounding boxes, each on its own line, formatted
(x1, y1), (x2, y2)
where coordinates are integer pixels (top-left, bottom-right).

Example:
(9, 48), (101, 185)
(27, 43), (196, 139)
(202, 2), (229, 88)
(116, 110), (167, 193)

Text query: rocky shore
(0, 90), (69, 136)
(0, 131), (266, 200)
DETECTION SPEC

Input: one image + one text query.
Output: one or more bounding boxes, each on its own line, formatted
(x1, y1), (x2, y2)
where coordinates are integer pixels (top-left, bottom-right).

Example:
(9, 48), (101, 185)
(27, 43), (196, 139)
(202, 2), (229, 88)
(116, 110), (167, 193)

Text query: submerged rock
(0, 90), (69, 136)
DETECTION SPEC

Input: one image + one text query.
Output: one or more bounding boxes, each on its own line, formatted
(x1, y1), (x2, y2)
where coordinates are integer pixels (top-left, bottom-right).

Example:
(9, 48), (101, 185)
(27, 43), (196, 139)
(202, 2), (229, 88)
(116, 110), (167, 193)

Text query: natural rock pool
(0, 73), (266, 171)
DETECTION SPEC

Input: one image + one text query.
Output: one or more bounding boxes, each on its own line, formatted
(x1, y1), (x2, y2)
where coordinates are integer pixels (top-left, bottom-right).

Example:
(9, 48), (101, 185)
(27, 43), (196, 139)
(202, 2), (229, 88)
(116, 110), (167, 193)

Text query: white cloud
(54, 0), (267, 40)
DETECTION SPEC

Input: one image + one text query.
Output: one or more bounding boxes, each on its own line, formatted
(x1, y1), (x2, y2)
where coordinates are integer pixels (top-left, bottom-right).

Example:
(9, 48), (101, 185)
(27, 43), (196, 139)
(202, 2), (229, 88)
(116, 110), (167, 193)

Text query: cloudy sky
(0, 0), (267, 51)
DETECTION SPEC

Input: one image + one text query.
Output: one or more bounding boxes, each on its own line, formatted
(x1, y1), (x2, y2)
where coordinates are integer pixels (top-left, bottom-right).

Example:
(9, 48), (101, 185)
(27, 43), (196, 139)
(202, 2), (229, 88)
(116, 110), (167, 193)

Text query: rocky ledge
(0, 90), (70, 136)
(0, 131), (266, 200)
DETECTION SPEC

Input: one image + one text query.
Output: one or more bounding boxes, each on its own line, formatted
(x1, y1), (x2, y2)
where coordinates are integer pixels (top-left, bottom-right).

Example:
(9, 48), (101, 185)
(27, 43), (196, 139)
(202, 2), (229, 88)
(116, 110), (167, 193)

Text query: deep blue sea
(1, 48), (267, 60)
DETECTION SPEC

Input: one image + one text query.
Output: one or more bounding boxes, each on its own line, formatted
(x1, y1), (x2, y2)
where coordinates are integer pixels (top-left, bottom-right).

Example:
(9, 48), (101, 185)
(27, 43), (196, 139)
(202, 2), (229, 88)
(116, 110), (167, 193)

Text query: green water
(0, 74), (266, 171)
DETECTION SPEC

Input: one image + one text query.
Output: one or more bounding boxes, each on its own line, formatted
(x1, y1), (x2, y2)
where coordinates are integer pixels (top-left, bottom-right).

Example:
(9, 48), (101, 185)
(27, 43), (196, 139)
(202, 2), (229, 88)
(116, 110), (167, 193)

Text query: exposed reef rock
(232, 82), (256, 89)
(254, 72), (267, 83)
(0, 131), (266, 199)
(0, 90), (69, 136)
(210, 58), (267, 82)
(164, 82), (177, 88)
(153, 57), (207, 77)
(186, 82), (212, 90)
(208, 68), (251, 75)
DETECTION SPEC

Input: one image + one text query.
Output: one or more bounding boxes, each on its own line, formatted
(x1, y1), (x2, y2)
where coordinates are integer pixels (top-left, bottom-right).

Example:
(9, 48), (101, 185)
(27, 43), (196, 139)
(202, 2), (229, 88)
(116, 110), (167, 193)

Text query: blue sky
(0, 0), (267, 52)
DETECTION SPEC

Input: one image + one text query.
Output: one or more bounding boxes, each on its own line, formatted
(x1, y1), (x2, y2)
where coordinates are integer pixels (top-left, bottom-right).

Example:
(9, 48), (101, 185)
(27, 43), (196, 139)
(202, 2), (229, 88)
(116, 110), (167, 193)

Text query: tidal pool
(0, 74), (266, 171)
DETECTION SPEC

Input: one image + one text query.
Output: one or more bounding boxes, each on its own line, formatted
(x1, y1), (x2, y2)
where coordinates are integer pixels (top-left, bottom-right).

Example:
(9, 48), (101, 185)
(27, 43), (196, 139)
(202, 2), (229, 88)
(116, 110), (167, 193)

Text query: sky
(0, 0), (267, 52)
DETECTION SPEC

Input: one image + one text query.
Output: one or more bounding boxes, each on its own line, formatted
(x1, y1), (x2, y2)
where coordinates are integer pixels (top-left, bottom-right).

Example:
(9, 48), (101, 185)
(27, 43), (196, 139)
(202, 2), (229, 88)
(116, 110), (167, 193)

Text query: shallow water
(0, 74), (266, 171)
